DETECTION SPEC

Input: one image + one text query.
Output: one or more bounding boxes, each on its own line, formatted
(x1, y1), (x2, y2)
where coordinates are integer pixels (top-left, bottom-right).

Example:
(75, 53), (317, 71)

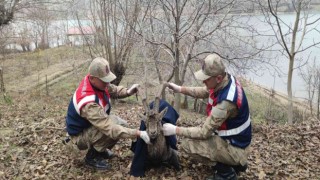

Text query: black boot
(232, 164), (247, 175)
(85, 147), (111, 170)
(215, 163), (237, 180)
(206, 163), (237, 180)
(98, 149), (114, 159)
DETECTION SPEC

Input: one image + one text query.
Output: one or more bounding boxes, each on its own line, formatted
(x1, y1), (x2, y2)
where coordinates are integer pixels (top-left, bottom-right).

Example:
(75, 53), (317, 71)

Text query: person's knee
(77, 140), (89, 150)
(180, 138), (193, 152)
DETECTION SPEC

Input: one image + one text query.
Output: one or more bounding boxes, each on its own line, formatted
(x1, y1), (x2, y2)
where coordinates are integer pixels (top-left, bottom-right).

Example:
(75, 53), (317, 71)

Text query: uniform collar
(213, 73), (229, 95)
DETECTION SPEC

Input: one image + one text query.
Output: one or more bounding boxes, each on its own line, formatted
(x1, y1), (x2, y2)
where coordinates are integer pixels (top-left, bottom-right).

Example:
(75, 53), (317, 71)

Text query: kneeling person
(66, 57), (150, 170)
(163, 54), (251, 179)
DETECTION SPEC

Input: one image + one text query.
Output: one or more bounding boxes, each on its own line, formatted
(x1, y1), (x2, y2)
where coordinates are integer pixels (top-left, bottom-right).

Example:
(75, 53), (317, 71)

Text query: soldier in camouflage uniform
(66, 57), (151, 170)
(163, 54), (251, 180)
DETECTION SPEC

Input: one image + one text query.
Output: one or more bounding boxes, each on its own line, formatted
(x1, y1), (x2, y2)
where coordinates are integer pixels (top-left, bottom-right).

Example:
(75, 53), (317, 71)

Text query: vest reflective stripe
(206, 74), (251, 148)
(72, 92), (79, 114)
(226, 75), (236, 101)
(66, 75), (112, 136)
(73, 93), (96, 114)
(236, 80), (243, 108)
(218, 115), (251, 136)
(208, 97), (213, 104)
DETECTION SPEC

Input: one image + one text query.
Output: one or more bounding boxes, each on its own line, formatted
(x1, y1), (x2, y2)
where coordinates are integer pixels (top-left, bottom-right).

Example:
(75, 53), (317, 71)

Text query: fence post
(46, 75), (49, 95)
(0, 67), (5, 93)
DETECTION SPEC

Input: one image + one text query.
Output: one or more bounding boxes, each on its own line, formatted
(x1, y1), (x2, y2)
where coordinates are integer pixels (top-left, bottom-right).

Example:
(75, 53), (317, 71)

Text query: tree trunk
(307, 81), (314, 116)
(287, 57), (294, 124)
(193, 98), (198, 111)
(111, 62), (125, 86)
(0, 68), (5, 93)
(173, 5), (181, 112)
(174, 80), (181, 112)
(173, 53), (181, 112)
(154, 49), (166, 100)
(317, 72), (320, 119)
(181, 95), (188, 109)
(286, 1), (301, 124)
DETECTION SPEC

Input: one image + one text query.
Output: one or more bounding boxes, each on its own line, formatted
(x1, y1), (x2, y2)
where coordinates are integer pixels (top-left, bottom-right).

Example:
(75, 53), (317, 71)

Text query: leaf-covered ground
(0, 90), (319, 180)
(0, 48), (319, 179)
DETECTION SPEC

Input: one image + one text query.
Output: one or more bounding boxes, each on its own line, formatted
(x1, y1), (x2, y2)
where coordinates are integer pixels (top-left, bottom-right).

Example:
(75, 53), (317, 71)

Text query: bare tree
(134, 0), (261, 112)
(0, 0), (19, 26)
(71, 0), (140, 85)
(0, 0), (20, 97)
(1, 0), (72, 52)
(317, 69), (320, 120)
(300, 59), (320, 119)
(258, 0), (320, 124)
(24, 5), (56, 49)
(15, 22), (32, 51)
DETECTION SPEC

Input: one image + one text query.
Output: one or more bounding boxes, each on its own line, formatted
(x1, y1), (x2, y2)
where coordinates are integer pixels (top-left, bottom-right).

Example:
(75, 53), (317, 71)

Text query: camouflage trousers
(180, 135), (249, 166)
(70, 125), (118, 152)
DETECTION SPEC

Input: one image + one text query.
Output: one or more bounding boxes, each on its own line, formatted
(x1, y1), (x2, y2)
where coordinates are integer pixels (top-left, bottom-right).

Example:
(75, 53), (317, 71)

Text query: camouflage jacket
(177, 74), (238, 139)
(80, 84), (138, 139)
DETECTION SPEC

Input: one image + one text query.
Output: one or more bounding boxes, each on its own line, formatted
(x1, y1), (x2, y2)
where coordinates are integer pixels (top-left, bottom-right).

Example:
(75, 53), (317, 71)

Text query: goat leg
(168, 149), (181, 171)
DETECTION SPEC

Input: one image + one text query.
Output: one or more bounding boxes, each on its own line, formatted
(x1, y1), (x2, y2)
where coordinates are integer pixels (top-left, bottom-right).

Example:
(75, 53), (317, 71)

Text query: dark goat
(140, 84), (180, 170)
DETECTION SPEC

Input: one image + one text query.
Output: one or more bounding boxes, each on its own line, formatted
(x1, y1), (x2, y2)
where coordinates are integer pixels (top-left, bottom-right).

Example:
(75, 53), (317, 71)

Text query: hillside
(0, 48), (319, 179)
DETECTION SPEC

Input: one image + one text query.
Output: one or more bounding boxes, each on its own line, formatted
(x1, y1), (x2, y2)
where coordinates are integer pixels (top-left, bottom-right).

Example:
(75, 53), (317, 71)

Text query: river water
(241, 13), (320, 100)
(9, 14), (319, 101)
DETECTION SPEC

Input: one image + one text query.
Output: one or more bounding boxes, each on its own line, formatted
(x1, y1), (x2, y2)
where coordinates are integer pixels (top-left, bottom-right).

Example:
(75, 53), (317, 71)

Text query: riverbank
(243, 78), (312, 117)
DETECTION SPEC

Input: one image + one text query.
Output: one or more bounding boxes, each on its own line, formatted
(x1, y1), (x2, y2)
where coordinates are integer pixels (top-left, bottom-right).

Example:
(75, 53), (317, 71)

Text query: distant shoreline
(226, 11), (320, 17)
(242, 78), (312, 114)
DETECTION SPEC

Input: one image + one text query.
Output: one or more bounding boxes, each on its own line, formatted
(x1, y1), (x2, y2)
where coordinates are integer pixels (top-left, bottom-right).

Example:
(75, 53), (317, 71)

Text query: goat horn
(154, 97), (160, 113)
(157, 83), (167, 99)
(142, 98), (150, 116)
